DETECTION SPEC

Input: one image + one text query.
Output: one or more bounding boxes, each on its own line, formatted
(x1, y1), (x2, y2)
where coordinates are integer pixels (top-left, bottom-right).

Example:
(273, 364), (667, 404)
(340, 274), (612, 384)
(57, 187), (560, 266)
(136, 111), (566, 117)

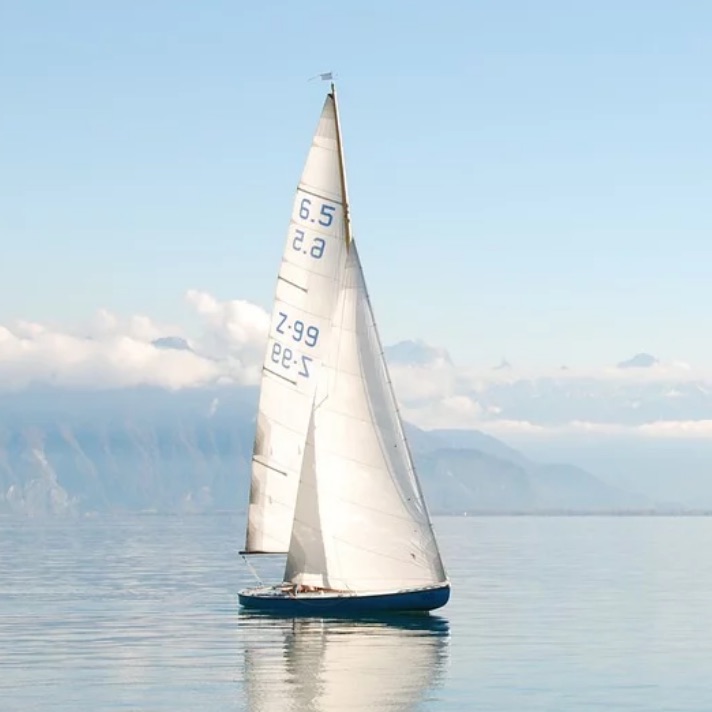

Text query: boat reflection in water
(239, 613), (450, 711)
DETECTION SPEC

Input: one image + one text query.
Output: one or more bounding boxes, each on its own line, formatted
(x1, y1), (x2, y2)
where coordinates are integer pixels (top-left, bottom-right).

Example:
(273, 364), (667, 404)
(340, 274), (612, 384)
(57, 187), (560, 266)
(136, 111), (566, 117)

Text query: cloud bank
(0, 291), (268, 391)
(392, 359), (712, 439)
(2, 294), (712, 438)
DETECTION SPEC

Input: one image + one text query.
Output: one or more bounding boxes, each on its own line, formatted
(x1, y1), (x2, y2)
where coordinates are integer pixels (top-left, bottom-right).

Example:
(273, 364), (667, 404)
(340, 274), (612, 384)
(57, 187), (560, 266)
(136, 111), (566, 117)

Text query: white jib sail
(244, 93), (348, 553)
(285, 243), (448, 591)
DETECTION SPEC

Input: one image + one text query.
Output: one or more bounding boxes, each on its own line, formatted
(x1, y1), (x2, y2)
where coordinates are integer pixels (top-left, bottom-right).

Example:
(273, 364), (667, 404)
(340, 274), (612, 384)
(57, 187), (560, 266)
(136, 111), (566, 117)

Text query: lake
(2, 514), (712, 710)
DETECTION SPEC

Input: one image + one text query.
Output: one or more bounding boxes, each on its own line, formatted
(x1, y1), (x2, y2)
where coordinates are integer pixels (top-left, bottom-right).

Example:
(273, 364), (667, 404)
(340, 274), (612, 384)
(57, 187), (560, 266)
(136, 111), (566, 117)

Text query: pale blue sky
(2, 0), (710, 368)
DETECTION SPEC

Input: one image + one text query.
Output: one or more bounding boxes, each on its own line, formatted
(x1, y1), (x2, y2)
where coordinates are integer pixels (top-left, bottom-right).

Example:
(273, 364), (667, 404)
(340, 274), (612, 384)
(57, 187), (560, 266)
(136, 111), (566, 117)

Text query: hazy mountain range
(386, 340), (712, 505)
(388, 341), (712, 429)
(2, 302), (712, 514)
(0, 385), (651, 517)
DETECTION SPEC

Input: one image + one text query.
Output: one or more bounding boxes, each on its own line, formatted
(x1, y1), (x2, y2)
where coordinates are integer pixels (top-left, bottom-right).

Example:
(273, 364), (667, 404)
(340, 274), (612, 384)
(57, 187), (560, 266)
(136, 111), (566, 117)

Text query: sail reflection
(239, 614), (450, 711)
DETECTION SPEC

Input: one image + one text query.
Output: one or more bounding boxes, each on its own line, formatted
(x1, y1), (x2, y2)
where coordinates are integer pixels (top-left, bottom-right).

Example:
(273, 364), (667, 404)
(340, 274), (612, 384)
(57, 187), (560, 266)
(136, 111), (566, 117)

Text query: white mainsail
(244, 93), (348, 553)
(284, 243), (448, 591)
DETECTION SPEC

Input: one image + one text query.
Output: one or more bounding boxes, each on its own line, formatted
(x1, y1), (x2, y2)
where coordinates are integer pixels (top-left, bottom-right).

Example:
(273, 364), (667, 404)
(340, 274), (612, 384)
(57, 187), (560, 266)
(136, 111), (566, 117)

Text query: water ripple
(3, 515), (712, 710)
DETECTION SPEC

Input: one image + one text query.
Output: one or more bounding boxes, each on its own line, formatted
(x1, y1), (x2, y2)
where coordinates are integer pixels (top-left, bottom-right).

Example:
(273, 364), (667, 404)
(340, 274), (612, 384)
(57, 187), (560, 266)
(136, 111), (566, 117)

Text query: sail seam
(289, 513), (435, 571)
(277, 275), (308, 292)
(296, 186), (344, 205)
(315, 440), (411, 473)
(251, 456), (289, 477)
(282, 253), (339, 273)
(252, 497), (294, 511)
(271, 293), (332, 318)
(294, 491), (424, 523)
(290, 475), (427, 522)
(260, 415), (314, 441)
(270, 295), (328, 321)
(262, 366), (298, 385)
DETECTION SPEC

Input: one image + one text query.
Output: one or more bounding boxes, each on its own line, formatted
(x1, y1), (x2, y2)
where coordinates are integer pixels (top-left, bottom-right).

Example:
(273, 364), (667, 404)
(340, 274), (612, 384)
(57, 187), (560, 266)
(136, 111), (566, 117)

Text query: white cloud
(638, 419), (712, 438)
(402, 394), (484, 430)
(389, 362), (457, 403)
(389, 354), (712, 439)
(408, 415), (712, 441)
(451, 361), (708, 387)
(0, 326), (220, 390)
(80, 308), (176, 343)
(0, 292), (270, 391)
(3, 296), (712, 440)
(185, 289), (269, 358)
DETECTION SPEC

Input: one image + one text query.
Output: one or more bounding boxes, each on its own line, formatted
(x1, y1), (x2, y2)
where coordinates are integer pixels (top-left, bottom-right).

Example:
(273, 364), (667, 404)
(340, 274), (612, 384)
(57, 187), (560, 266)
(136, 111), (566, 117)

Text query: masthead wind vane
(308, 72), (335, 82)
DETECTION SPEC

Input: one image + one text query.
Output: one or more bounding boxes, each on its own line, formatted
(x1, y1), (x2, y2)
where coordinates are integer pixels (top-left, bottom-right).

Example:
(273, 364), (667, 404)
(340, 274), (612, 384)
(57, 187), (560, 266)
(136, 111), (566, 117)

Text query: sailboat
(238, 80), (450, 614)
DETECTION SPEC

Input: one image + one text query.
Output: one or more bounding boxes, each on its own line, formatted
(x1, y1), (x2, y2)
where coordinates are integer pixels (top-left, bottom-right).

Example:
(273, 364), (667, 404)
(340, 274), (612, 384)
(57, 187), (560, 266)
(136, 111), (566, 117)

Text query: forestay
(244, 94), (348, 553)
(284, 243), (448, 591)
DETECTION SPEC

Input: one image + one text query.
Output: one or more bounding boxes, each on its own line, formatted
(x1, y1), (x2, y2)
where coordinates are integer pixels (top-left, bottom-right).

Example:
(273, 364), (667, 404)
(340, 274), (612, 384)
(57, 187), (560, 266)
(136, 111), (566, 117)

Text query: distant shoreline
(432, 510), (712, 517)
(4, 509), (712, 518)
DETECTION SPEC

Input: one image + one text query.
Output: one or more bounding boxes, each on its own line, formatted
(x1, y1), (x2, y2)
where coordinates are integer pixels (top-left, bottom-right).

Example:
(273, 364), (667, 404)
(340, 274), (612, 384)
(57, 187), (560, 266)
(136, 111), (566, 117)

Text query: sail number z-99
(270, 342), (313, 378)
(276, 312), (320, 347)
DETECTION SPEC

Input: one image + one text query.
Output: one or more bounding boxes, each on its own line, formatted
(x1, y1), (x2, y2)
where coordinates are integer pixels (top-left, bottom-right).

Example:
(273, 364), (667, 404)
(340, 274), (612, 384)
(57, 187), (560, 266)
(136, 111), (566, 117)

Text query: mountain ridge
(0, 386), (649, 517)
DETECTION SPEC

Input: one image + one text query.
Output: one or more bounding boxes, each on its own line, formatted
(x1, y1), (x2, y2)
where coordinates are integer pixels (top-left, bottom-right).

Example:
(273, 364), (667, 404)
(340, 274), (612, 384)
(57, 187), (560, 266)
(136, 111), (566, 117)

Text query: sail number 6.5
(292, 229), (325, 259)
(292, 197), (337, 261)
(299, 197), (335, 227)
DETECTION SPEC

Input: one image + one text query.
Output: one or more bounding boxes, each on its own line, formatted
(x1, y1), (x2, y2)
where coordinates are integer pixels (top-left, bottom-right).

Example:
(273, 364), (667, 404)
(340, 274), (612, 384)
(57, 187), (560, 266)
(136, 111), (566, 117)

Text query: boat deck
(238, 583), (450, 615)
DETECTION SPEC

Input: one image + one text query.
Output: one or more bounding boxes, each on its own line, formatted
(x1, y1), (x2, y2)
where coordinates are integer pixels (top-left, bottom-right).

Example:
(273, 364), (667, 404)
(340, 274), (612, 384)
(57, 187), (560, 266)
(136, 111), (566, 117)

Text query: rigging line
(330, 82), (353, 251)
(241, 553), (264, 585)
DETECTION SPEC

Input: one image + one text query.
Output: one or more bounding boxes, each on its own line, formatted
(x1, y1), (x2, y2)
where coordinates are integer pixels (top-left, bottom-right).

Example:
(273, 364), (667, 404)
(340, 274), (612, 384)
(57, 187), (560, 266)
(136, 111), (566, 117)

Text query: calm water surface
(2, 515), (712, 710)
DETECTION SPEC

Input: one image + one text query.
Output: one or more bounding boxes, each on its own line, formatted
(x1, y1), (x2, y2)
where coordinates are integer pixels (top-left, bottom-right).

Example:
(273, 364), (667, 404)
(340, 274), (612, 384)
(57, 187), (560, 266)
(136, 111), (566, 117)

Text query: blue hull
(238, 584), (450, 616)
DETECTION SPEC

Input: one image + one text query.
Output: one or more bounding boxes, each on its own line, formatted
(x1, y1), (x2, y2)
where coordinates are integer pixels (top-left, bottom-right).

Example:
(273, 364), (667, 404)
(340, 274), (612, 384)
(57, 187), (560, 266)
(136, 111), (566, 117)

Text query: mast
(330, 82), (353, 251)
